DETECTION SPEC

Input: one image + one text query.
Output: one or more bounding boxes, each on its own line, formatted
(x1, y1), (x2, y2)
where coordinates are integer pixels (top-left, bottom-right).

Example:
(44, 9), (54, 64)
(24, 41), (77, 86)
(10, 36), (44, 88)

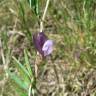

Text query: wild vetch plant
(33, 32), (53, 57)
(32, 0), (53, 57)
(8, 0), (53, 96)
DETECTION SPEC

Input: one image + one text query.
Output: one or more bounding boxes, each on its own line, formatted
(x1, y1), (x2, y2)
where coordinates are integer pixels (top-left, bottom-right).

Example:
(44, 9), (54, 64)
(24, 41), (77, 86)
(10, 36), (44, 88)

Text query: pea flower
(33, 32), (53, 57)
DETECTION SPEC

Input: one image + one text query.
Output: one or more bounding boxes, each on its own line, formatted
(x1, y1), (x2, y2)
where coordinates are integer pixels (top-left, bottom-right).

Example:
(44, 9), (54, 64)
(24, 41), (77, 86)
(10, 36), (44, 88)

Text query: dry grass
(0, 0), (96, 96)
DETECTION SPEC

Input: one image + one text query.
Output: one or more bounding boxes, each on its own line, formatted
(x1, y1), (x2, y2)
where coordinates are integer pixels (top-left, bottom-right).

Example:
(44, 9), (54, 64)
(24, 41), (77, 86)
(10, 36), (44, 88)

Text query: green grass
(0, 0), (96, 96)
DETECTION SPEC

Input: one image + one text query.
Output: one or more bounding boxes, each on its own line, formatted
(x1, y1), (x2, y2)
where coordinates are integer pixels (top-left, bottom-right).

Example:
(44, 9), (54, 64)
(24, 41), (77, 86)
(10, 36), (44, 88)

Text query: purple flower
(33, 32), (53, 57)
(42, 40), (53, 56)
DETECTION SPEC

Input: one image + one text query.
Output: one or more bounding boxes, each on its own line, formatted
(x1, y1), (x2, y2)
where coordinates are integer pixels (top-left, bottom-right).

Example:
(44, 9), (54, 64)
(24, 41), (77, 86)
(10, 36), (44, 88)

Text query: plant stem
(42, 0), (50, 21)
(40, 0), (50, 32)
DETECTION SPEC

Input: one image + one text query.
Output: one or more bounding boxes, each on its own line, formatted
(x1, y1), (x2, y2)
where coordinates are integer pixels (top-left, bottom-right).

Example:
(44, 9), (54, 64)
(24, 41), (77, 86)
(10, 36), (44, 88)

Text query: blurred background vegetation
(0, 0), (96, 96)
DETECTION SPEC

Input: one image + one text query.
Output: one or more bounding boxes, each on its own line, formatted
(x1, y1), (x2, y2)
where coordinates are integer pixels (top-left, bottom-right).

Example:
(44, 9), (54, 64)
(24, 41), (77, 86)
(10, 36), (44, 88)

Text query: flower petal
(38, 32), (48, 47)
(33, 32), (48, 56)
(42, 40), (53, 56)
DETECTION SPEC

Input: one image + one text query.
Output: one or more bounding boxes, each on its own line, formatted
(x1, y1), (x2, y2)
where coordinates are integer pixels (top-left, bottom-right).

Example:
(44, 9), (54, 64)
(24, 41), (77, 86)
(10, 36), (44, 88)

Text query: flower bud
(33, 32), (53, 57)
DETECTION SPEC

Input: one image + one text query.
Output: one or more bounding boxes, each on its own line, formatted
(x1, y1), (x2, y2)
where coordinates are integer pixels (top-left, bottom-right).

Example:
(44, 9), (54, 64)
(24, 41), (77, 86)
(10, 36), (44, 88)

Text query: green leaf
(24, 49), (33, 77)
(12, 56), (30, 80)
(27, 0), (39, 16)
(8, 70), (28, 90)
(16, 87), (28, 96)
(19, 1), (25, 21)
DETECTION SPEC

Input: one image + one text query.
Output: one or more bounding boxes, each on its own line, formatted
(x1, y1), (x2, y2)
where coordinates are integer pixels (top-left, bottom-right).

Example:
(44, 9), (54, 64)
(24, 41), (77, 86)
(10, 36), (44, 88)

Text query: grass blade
(12, 56), (30, 79)
(8, 70), (28, 90)
(24, 49), (33, 77)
